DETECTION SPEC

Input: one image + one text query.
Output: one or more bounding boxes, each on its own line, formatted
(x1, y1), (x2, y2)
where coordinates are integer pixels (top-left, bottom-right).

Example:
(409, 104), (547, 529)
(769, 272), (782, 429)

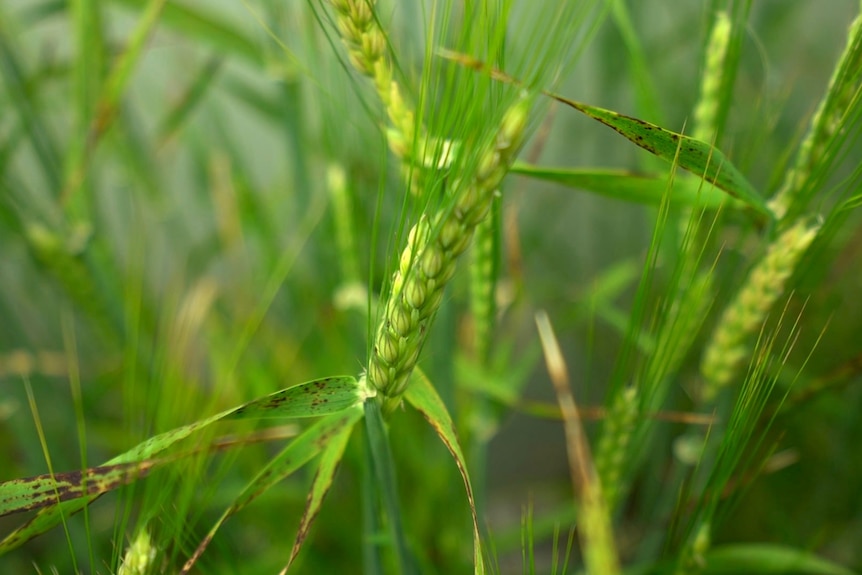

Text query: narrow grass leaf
(285, 409), (357, 571)
(405, 369), (485, 575)
(441, 51), (770, 218)
(510, 163), (737, 209)
(226, 376), (364, 420)
(181, 407), (363, 574)
(109, 0), (263, 64)
(0, 27), (62, 192)
(68, 0), (105, 191)
(703, 544), (858, 575)
(552, 97), (770, 217)
(535, 311), (620, 575)
(0, 376), (362, 554)
(156, 56), (223, 145)
(0, 461), (155, 517)
(63, 0), (169, 204)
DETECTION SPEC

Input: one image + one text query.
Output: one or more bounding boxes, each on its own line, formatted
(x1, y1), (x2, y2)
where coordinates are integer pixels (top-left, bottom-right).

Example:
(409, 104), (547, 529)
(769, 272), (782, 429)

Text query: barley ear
(692, 11), (731, 143)
(768, 12), (862, 220)
(469, 204), (498, 365)
(368, 98), (532, 415)
(700, 220), (819, 399)
(117, 529), (158, 575)
(329, 0), (419, 161)
(594, 386), (639, 511)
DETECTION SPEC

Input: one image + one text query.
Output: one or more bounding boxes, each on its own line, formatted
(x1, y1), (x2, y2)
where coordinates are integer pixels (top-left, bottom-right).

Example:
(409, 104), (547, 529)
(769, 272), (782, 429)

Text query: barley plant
(2, 1), (862, 574)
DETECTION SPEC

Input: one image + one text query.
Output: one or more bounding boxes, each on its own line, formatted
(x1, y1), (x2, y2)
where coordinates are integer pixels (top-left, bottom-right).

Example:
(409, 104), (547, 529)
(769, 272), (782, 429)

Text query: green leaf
(438, 50), (770, 218)
(405, 369), (485, 575)
(704, 544), (857, 575)
(287, 408), (357, 569)
(0, 376), (362, 554)
(227, 376), (365, 420)
(180, 407), (363, 574)
(0, 25), (63, 192)
(63, 0), (170, 202)
(510, 164), (740, 210)
(156, 56), (223, 145)
(550, 95), (772, 218)
(0, 461), (155, 518)
(109, 0), (263, 65)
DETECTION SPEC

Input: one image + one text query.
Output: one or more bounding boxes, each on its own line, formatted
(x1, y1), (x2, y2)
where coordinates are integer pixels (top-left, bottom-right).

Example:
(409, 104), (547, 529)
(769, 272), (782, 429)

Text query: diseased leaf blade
(438, 50), (771, 218)
(0, 376), (360, 554)
(286, 409), (356, 569)
(405, 370), (485, 575)
(227, 376), (363, 420)
(0, 461), (155, 518)
(704, 544), (858, 575)
(510, 163), (740, 209)
(180, 407), (363, 574)
(546, 96), (772, 217)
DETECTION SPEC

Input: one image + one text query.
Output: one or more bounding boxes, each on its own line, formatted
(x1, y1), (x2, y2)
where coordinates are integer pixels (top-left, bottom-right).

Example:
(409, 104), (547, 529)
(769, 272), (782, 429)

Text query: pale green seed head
(421, 249), (444, 278)
(498, 95), (531, 150)
(377, 330), (400, 365)
(404, 276), (427, 309)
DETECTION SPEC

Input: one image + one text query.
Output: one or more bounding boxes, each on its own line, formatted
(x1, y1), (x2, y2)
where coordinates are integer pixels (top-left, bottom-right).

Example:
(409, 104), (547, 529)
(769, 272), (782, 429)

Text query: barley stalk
(368, 98), (531, 415)
(700, 220), (820, 399)
(768, 12), (862, 220)
(329, 0), (419, 160)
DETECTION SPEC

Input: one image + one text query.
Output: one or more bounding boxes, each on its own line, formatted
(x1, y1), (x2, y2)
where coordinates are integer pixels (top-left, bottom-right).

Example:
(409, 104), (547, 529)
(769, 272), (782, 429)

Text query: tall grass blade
(510, 164), (738, 210)
(63, 0), (169, 204)
(180, 407), (363, 573)
(0, 25), (62, 192)
(0, 461), (155, 518)
(442, 50), (771, 218)
(535, 311), (621, 575)
(0, 376), (364, 553)
(405, 369), (485, 575)
(285, 409), (356, 570)
(703, 544), (858, 575)
(109, 0), (263, 64)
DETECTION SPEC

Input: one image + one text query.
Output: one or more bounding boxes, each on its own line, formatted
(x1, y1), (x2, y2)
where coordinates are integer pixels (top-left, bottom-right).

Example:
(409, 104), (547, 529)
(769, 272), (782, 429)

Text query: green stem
(363, 400), (417, 575)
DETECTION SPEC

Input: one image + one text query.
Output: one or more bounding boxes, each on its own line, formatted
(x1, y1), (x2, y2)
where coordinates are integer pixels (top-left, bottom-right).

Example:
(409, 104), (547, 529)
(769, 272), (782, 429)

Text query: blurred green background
(1, 0), (861, 573)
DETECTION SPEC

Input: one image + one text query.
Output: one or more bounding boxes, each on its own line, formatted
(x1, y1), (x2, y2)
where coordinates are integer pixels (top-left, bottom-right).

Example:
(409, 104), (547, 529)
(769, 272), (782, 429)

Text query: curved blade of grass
(285, 408), (357, 571)
(0, 461), (155, 518)
(703, 544), (857, 575)
(180, 407), (363, 574)
(547, 97), (771, 218)
(62, 0), (169, 205)
(26, 0), (262, 65)
(156, 56), (223, 146)
(68, 0), (105, 199)
(535, 311), (620, 575)
(405, 369), (485, 575)
(0, 25), (63, 192)
(510, 163), (741, 210)
(0, 375), (362, 554)
(440, 50), (772, 218)
(226, 376), (365, 420)
(109, 0), (263, 64)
